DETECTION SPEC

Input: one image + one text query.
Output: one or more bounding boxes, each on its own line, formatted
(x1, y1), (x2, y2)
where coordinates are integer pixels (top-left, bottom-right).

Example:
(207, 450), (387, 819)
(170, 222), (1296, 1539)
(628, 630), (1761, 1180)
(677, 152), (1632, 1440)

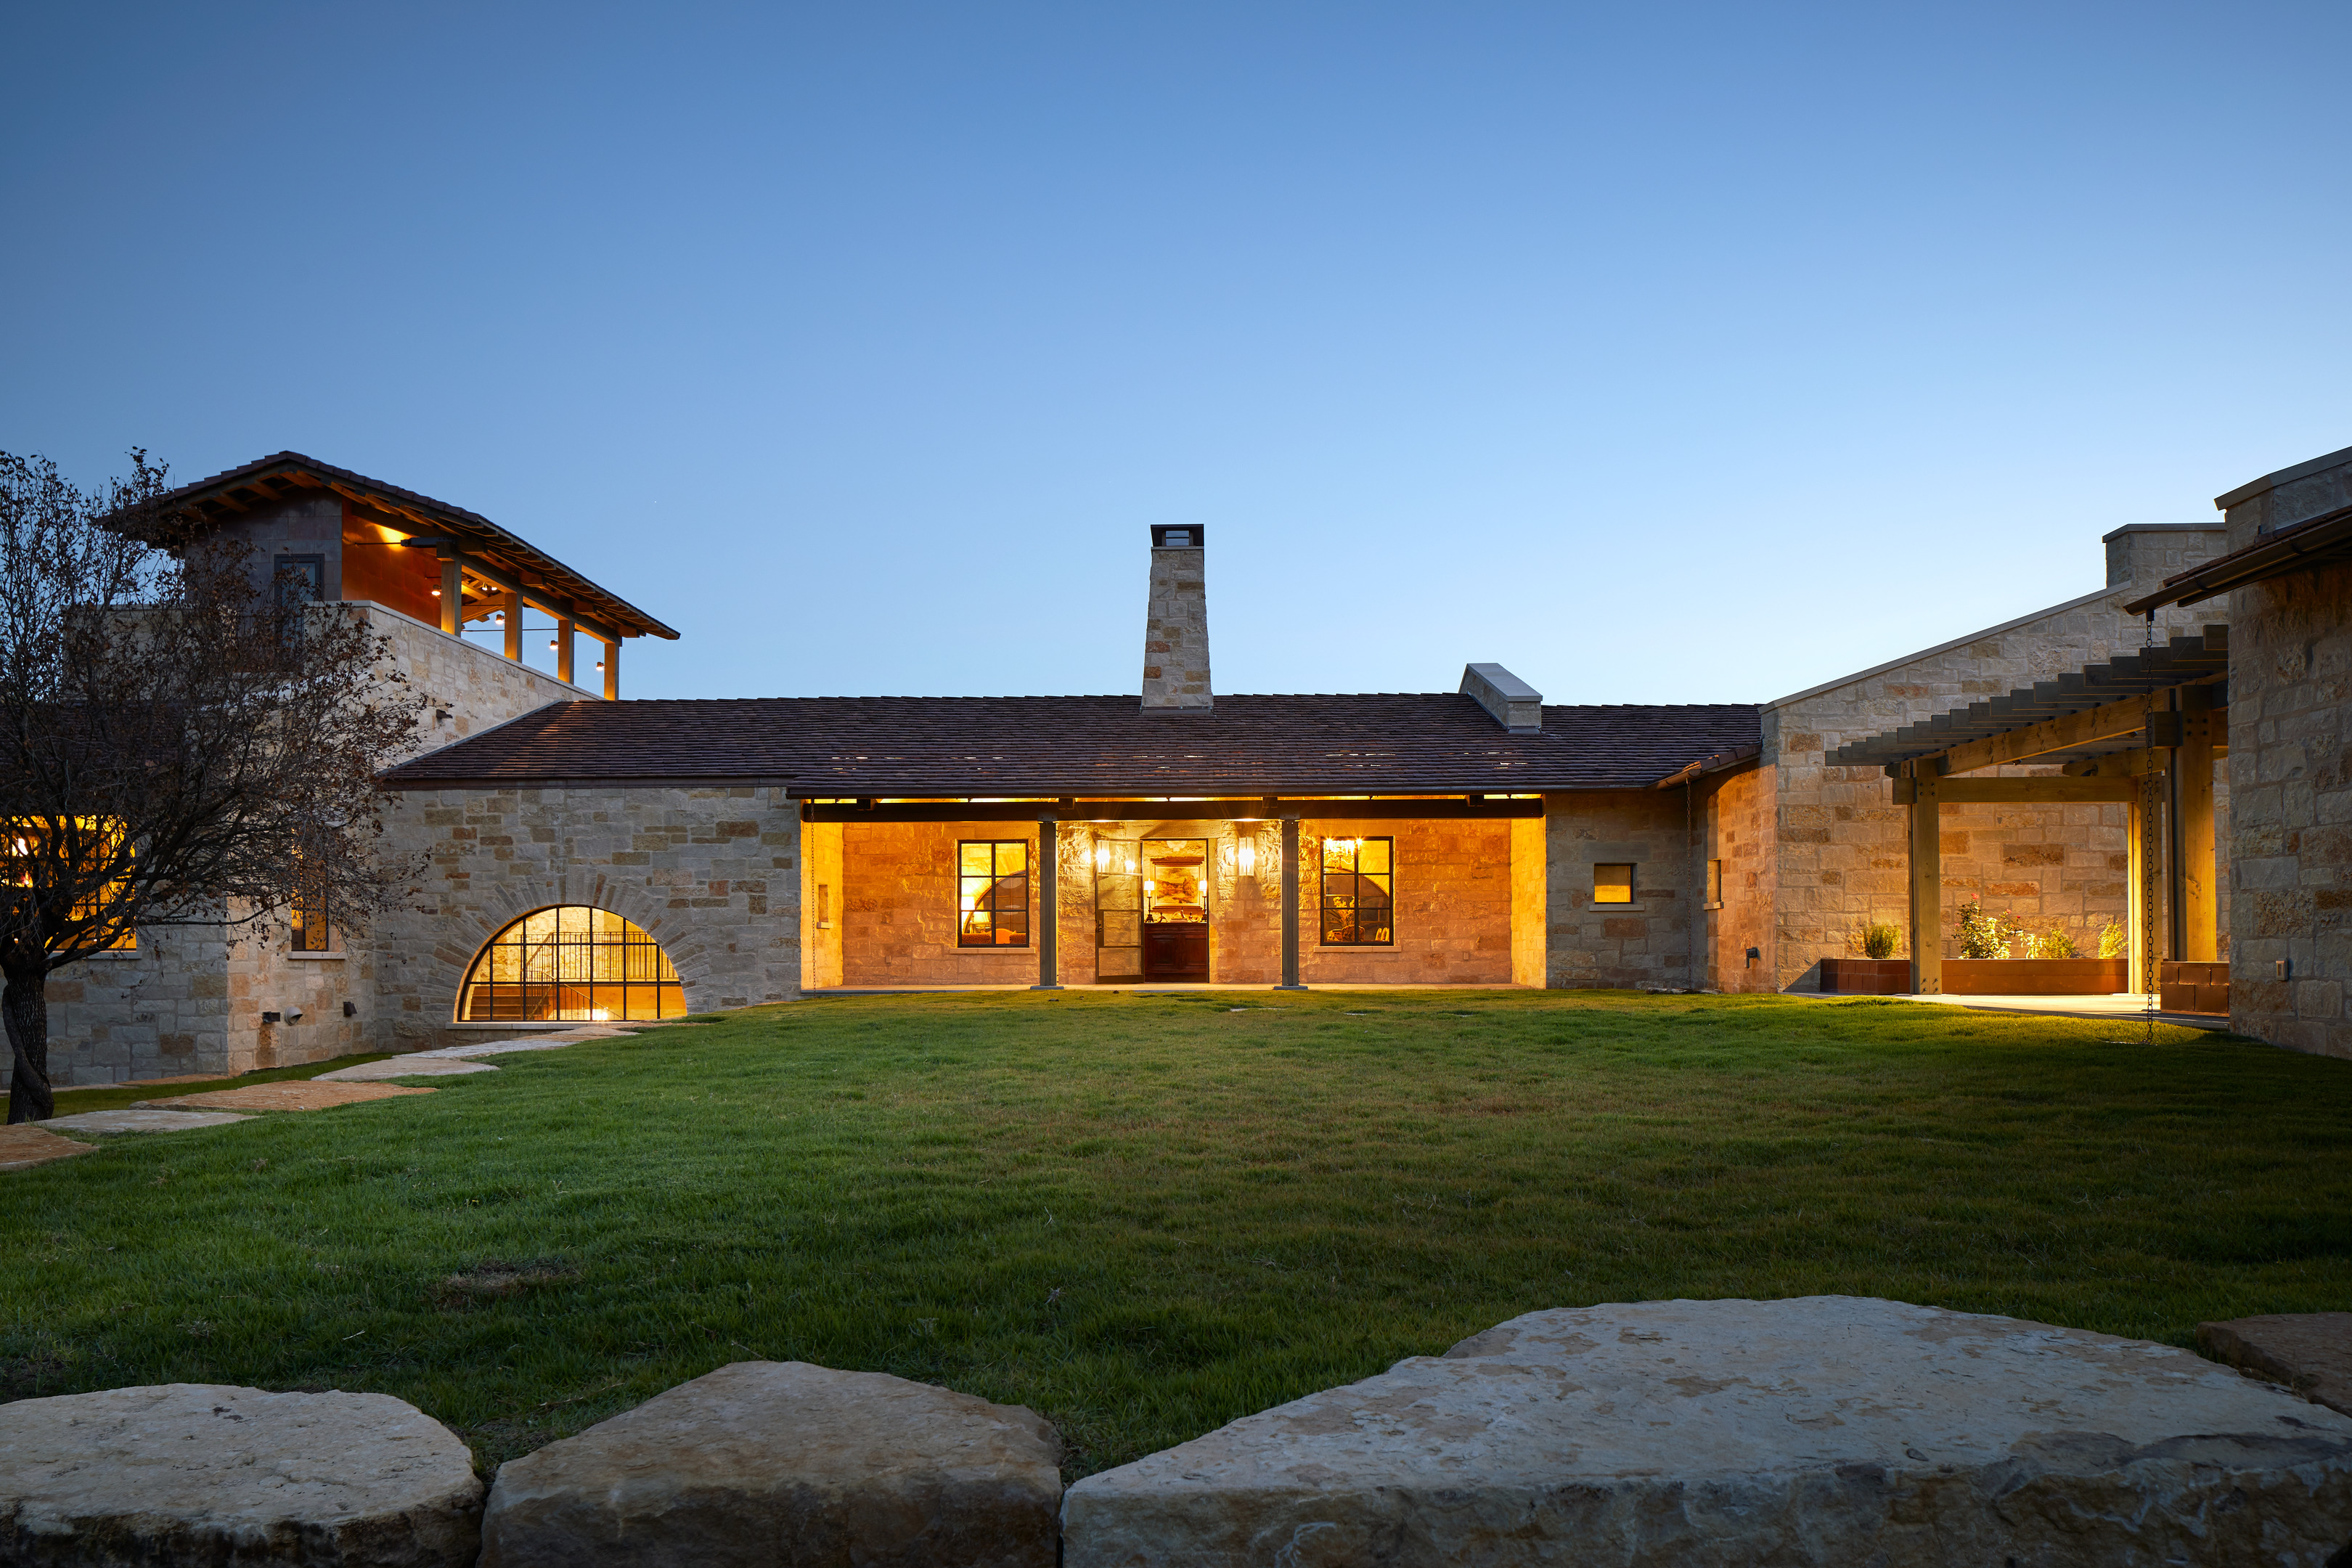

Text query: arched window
(460, 906), (684, 1021)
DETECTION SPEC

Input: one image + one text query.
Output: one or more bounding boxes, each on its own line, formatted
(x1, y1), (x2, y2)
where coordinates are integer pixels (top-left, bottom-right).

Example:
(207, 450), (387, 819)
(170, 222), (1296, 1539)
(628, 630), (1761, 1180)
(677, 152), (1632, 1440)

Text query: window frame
(956, 838), (1032, 950)
(1593, 862), (1636, 906)
(458, 905), (685, 1021)
(290, 859), (335, 953)
(1318, 834), (1395, 947)
(1704, 858), (1724, 909)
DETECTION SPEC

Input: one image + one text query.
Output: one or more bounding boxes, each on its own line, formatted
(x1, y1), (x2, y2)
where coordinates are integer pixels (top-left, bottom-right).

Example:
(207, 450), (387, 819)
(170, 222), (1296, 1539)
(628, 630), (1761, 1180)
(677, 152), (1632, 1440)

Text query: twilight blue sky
(4, 3), (2347, 703)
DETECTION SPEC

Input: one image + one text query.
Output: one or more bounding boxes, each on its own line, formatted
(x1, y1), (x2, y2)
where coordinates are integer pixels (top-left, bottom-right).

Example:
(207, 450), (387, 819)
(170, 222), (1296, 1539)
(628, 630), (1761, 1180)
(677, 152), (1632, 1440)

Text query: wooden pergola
(1827, 626), (2228, 994)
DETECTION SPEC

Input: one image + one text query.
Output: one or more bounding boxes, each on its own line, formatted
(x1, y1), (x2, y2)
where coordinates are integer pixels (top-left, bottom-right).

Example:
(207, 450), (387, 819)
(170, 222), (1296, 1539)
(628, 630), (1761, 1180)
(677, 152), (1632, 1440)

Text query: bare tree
(0, 452), (422, 1122)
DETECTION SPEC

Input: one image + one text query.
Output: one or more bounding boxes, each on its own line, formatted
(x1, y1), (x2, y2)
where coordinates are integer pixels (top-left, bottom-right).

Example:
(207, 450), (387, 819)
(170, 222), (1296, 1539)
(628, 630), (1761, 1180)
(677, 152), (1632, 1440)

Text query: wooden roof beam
(1935, 691), (2156, 775)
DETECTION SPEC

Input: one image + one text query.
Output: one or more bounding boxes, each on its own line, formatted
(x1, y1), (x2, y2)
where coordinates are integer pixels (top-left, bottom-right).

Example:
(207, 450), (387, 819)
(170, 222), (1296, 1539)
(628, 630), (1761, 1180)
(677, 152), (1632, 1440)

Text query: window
(6, 817), (136, 952)
(1705, 859), (1723, 907)
(1320, 836), (1394, 945)
(1594, 863), (1635, 905)
(290, 852), (333, 952)
(459, 906), (684, 1021)
(274, 555), (325, 607)
(957, 840), (1029, 947)
(815, 883), (832, 930)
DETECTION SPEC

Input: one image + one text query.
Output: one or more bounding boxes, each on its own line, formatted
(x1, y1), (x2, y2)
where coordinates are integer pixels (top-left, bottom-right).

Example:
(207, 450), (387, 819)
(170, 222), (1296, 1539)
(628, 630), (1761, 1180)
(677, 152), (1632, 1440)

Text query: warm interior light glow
(589, 1008), (611, 1022)
(430, 589), (441, 597)
(1095, 841), (1110, 871)
(1237, 838), (1256, 875)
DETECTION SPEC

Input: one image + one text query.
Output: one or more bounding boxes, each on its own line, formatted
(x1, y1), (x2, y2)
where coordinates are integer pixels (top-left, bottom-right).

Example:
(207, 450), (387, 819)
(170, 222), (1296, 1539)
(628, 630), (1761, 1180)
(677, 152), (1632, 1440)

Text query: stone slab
(2202, 1312), (2352, 1418)
(480, 1360), (1061, 1567)
(0, 1125), (97, 1171)
(0, 1381), (482, 1565)
(144, 1082), (436, 1112)
(418, 1040), (580, 1059)
(44, 1107), (256, 1134)
(314, 1057), (500, 1082)
(1062, 1296), (2352, 1567)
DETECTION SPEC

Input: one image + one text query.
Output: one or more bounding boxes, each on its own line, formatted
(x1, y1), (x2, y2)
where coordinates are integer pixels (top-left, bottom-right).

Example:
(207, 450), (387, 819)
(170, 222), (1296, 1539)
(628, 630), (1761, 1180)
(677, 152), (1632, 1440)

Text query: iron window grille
(1319, 836), (1395, 946)
(957, 840), (1031, 947)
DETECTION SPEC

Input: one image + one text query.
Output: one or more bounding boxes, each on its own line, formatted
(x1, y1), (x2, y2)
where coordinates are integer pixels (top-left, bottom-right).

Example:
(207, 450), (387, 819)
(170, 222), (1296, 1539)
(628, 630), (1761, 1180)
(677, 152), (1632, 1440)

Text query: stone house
(14, 439), (2347, 1087)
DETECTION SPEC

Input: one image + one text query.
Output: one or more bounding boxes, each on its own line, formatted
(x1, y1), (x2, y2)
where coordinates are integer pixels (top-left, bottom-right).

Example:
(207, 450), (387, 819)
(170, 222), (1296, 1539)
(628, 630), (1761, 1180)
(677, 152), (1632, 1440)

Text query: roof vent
(1461, 663), (1542, 732)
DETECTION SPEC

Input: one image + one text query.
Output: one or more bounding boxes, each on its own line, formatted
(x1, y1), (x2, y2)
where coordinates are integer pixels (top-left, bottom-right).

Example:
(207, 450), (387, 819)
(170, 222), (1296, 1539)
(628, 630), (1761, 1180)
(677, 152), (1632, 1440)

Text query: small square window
(1705, 859), (1723, 906)
(1593, 863), (1635, 905)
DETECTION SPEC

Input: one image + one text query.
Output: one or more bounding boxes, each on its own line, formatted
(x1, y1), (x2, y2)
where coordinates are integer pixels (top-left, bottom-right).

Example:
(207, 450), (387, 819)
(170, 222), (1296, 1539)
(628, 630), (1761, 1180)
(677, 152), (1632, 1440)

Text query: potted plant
(1942, 902), (2131, 995)
(1821, 922), (1909, 993)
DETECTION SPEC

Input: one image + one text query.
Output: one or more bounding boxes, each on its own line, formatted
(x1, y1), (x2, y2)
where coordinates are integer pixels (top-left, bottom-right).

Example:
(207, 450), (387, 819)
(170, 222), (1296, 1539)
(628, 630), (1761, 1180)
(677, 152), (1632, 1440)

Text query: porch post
(1908, 768), (1942, 994)
(439, 555), (462, 635)
(2178, 685), (2218, 962)
(501, 589), (523, 662)
(555, 607), (576, 686)
(602, 638), (620, 701)
(1277, 815), (1305, 990)
(1033, 817), (1061, 989)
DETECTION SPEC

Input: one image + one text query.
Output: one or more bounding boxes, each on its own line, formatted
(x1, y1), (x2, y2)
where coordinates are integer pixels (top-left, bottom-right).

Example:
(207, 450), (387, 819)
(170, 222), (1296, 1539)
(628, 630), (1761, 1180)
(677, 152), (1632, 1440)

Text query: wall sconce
(1238, 838), (1256, 876)
(430, 588), (441, 597)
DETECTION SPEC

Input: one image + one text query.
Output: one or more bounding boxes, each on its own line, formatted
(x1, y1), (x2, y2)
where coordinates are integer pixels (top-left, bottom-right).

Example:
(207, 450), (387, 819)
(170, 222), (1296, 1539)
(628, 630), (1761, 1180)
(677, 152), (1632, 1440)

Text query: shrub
(2026, 927), (2079, 960)
(1953, 902), (2014, 960)
(1860, 921), (1903, 959)
(2096, 918), (2128, 960)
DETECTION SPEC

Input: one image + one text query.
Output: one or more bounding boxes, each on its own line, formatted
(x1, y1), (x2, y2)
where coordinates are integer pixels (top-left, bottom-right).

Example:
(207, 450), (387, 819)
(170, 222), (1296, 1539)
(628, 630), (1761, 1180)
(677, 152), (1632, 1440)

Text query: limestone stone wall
(1540, 791), (1695, 989)
(2223, 547), (2351, 1057)
(1700, 764), (1776, 992)
(1298, 819), (1511, 985)
(836, 816), (1512, 987)
(367, 785), (801, 1050)
(364, 605), (590, 751)
(1761, 526), (2231, 991)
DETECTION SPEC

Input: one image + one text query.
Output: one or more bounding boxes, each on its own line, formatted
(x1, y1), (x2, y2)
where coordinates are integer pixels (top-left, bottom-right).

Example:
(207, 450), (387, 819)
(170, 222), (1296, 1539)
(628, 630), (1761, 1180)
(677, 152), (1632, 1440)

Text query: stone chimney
(2102, 523), (2228, 588)
(1461, 663), (1542, 732)
(1141, 525), (1212, 711)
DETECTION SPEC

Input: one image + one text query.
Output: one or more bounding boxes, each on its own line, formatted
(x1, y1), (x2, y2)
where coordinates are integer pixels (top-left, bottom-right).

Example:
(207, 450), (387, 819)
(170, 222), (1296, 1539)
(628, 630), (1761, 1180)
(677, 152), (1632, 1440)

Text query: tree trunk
(4, 966), (53, 1124)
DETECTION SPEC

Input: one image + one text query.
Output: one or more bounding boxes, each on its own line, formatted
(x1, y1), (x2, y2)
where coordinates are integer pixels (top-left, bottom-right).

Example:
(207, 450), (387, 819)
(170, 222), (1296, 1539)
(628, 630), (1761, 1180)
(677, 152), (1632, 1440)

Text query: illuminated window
(1320, 836), (1393, 946)
(459, 906), (683, 1021)
(290, 852), (334, 952)
(7, 818), (136, 952)
(1594, 863), (1635, 905)
(957, 840), (1030, 947)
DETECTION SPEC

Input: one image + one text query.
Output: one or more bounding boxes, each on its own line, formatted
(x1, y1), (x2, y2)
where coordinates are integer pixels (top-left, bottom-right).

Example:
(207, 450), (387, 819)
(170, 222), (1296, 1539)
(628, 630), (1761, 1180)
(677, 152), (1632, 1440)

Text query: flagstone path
(45, 1107), (255, 1135)
(315, 1057), (500, 1082)
(7, 1024), (664, 1168)
(148, 1081), (436, 1113)
(0, 1125), (98, 1170)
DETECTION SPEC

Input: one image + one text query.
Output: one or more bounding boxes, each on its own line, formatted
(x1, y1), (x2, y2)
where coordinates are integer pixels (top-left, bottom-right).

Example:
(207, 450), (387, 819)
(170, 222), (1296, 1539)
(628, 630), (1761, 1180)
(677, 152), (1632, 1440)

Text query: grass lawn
(4, 990), (2349, 1478)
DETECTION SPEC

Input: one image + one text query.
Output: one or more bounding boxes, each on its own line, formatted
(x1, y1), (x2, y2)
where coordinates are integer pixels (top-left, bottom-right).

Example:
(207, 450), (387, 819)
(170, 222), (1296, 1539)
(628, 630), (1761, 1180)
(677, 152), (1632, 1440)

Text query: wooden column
(2177, 685), (2218, 962)
(555, 611), (576, 686)
(439, 557), (462, 635)
(2128, 788), (2148, 996)
(500, 589), (522, 662)
(1032, 819), (1061, 989)
(601, 638), (619, 701)
(1908, 769), (1942, 994)
(1277, 816), (1305, 989)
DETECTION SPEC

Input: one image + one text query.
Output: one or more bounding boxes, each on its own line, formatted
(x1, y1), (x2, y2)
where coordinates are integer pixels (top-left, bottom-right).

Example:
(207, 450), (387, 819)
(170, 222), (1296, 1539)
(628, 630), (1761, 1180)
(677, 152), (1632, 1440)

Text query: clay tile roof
(380, 694), (1762, 794)
(142, 452), (678, 641)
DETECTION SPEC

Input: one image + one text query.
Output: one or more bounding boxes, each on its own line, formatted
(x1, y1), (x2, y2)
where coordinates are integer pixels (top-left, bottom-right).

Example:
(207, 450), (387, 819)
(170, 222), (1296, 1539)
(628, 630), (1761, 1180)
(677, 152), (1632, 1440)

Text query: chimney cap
(1151, 525), (1204, 550)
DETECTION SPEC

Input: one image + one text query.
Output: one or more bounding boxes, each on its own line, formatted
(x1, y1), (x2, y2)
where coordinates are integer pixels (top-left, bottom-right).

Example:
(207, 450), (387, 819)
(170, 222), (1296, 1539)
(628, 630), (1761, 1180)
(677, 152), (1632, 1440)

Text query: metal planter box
(1942, 958), (2130, 995)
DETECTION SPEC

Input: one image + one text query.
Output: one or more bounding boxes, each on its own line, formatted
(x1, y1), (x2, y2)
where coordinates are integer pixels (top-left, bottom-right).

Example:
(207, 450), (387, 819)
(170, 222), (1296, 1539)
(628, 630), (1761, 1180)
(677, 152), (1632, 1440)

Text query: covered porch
(1829, 625), (2230, 1013)
(798, 795), (1547, 991)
